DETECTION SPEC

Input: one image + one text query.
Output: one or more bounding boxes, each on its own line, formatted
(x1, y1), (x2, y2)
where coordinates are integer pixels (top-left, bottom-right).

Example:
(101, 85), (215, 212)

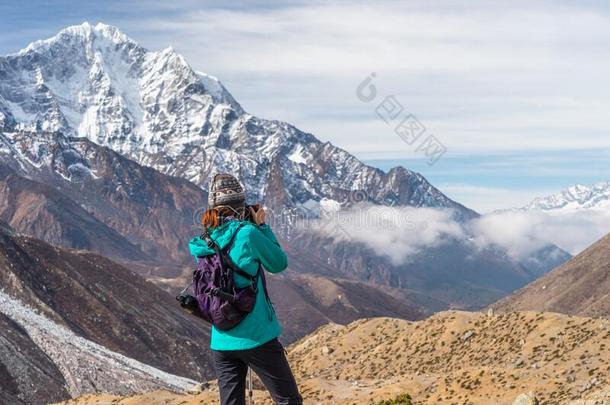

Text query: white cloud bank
(311, 206), (464, 265)
(305, 204), (610, 264)
(470, 209), (610, 257)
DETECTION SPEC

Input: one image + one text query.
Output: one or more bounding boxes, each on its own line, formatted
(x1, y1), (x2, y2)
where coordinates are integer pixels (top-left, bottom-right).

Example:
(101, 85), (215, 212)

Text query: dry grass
(55, 311), (610, 405)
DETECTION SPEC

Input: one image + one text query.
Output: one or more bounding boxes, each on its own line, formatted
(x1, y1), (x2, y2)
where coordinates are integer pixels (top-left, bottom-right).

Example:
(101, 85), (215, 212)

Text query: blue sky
(1, 0), (609, 212)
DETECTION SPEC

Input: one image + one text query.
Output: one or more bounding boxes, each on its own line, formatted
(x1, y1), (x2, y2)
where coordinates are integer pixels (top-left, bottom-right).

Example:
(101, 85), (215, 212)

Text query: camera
(176, 292), (198, 311)
(244, 203), (261, 223)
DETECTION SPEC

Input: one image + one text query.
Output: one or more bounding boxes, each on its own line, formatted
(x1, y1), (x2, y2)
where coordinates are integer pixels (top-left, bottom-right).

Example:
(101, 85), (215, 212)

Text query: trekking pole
(248, 367), (253, 405)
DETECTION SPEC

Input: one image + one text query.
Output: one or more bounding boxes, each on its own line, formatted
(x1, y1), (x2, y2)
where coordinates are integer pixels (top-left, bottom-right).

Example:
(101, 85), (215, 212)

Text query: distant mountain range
(521, 181), (610, 211)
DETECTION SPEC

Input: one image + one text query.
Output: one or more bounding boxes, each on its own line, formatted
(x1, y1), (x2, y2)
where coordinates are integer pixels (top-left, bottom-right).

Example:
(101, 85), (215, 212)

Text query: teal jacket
(188, 220), (287, 351)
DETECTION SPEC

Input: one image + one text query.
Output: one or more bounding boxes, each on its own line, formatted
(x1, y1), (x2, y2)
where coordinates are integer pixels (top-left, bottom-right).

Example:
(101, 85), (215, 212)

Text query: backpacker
(178, 222), (265, 330)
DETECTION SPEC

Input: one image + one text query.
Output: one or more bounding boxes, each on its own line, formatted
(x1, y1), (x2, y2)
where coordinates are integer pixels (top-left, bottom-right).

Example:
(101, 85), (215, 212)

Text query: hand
(249, 205), (266, 225)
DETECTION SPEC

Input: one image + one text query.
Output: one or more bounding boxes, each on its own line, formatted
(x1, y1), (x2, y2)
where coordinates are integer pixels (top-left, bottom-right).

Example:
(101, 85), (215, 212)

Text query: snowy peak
(1, 22), (241, 142)
(523, 181), (610, 211)
(18, 22), (134, 55)
(0, 23), (474, 217)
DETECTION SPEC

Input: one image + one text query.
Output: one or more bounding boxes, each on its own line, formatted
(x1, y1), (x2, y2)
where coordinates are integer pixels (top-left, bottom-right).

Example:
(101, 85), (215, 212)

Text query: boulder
(513, 392), (539, 405)
(460, 330), (475, 342)
(321, 346), (334, 355)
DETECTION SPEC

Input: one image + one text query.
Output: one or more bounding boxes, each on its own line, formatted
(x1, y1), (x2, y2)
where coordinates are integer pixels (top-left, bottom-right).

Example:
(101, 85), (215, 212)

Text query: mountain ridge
(0, 22), (476, 218)
(520, 180), (610, 211)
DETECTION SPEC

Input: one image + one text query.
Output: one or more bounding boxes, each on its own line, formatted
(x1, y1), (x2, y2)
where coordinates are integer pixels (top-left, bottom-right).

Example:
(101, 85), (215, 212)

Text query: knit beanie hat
(207, 173), (246, 209)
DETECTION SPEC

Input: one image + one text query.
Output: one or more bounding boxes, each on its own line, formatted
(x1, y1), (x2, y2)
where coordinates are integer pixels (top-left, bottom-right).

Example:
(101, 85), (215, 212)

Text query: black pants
(211, 337), (303, 405)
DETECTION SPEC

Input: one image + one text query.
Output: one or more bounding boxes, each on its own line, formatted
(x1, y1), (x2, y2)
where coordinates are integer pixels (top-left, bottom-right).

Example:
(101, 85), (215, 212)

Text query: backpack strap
(201, 222), (244, 252)
(255, 261), (275, 321)
(200, 223), (259, 289)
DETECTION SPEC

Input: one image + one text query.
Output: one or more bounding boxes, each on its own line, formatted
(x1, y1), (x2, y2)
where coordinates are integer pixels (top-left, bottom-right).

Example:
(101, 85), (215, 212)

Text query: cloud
(470, 209), (610, 257)
(303, 205), (464, 265)
(303, 203), (610, 264)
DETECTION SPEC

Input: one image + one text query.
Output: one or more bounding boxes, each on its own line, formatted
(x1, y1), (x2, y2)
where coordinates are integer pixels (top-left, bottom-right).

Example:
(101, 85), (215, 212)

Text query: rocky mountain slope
(57, 311), (610, 404)
(522, 181), (610, 211)
(0, 163), (147, 261)
(0, 311), (69, 405)
(0, 222), (214, 382)
(0, 131), (208, 263)
(0, 22), (475, 218)
(0, 291), (196, 404)
(493, 232), (610, 318)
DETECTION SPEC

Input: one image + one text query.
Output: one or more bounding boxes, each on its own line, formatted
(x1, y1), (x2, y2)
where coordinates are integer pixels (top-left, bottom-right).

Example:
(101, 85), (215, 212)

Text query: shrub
(377, 393), (413, 405)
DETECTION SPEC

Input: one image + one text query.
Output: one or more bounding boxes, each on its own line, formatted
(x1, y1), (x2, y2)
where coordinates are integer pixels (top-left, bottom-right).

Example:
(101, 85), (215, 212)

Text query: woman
(188, 173), (303, 405)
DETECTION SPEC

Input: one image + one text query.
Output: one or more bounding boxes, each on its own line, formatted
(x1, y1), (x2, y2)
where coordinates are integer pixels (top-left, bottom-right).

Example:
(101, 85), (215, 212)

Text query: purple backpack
(191, 223), (263, 330)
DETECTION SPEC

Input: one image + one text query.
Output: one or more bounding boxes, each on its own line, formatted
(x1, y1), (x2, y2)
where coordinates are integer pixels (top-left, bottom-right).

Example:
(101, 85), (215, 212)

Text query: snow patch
(320, 198), (342, 213)
(196, 71), (227, 101)
(288, 145), (307, 164)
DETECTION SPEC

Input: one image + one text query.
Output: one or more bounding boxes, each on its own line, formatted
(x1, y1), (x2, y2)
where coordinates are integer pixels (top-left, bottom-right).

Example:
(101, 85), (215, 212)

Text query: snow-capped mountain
(522, 181), (610, 211)
(0, 22), (475, 218)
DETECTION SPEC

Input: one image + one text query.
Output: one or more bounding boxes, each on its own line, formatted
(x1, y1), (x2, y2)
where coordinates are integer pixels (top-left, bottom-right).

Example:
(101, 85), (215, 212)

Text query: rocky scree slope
(0, 290), (197, 403)
(0, 310), (69, 405)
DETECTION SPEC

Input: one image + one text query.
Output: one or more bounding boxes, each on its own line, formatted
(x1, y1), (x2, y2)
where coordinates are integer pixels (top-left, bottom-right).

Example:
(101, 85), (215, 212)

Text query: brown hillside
(58, 311), (610, 405)
(493, 233), (610, 318)
(0, 225), (214, 382)
(0, 168), (146, 261)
